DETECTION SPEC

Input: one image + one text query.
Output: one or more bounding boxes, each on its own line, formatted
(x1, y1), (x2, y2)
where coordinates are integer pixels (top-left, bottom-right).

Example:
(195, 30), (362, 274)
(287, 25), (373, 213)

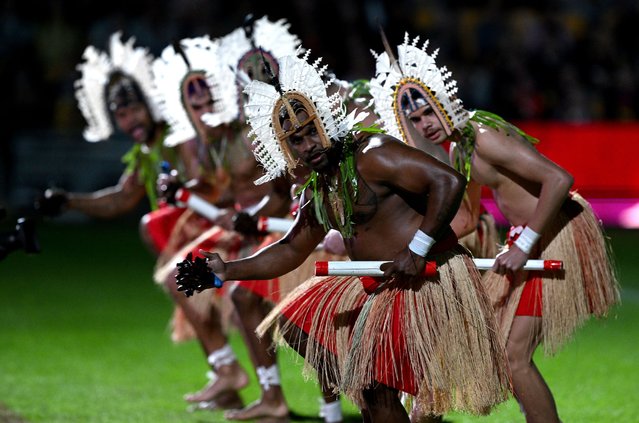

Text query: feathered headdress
(244, 52), (367, 185)
(151, 36), (235, 147)
(74, 31), (160, 142)
(202, 16), (302, 127)
(369, 33), (469, 143)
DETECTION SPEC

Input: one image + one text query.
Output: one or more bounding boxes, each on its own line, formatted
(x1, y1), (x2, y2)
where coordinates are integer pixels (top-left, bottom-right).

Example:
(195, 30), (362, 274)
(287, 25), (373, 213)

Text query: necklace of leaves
(299, 123), (384, 239)
(209, 135), (228, 170)
(453, 110), (539, 181)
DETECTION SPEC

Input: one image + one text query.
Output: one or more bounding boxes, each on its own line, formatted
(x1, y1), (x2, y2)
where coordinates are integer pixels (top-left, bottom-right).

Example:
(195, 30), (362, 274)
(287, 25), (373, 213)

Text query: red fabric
(279, 276), (423, 394)
(142, 206), (186, 253)
(279, 277), (358, 356)
(233, 235), (281, 303)
(377, 292), (418, 393)
(515, 274), (543, 317)
(506, 225), (543, 317)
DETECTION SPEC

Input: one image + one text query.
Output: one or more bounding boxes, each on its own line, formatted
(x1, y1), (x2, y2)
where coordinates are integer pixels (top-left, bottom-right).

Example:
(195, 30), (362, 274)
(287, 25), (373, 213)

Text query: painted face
(185, 77), (215, 123)
(183, 75), (223, 138)
(237, 49), (279, 120)
(238, 49), (278, 83)
(395, 83), (452, 146)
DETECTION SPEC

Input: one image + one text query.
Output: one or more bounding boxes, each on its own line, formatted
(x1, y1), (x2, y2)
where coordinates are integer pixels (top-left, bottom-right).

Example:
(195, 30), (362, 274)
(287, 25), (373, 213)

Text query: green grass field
(1, 220), (638, 422)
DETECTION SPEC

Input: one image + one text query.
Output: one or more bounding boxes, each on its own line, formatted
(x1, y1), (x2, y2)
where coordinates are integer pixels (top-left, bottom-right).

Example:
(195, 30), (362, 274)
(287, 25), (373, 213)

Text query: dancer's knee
(230, 285), (261, 313)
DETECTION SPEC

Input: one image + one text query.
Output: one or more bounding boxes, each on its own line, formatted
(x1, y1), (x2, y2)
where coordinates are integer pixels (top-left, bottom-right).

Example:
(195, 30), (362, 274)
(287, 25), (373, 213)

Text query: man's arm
(476, 125), (573, 272)
(358, 135), (466, 275)
(450, 180), (483, 238)
(67, 172), (146, 218)
(361, 135), (466, 238)
(204, 197), (327, 281)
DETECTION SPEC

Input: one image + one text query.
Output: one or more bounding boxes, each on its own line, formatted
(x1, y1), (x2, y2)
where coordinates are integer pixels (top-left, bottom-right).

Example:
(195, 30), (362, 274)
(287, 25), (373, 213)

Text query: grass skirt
(276, 248), (348, 301)
(458, 211), (499, 259)
(482, 192), (620, 354)
(258, 245), (510, 415)
(153, 211), (242, 343)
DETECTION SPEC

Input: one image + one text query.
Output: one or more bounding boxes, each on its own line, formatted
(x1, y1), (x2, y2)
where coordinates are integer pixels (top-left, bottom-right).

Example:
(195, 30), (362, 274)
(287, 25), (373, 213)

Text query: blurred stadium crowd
(1, 0), (638, 207)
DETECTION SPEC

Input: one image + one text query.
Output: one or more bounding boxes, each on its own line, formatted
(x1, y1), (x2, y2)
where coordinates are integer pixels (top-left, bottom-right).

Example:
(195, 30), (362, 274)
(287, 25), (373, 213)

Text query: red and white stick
(257, 216), (293, 233)
(175, 188), (221, 221)
(314, 259), (563, 277)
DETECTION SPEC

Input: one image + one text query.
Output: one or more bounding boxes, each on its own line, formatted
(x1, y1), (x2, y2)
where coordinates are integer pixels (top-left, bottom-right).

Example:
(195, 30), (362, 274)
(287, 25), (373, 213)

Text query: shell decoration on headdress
(151, 36), (234, 147)
(369, 33), (469, 142)
(202, 16), (302, 127)
(74, 31), (160, 142)
(244, 52), (368, 185)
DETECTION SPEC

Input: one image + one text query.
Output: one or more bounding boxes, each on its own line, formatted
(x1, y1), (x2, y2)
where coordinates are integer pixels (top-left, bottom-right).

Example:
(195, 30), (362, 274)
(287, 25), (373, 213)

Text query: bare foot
(187, 390), (244, 412)
(410, 410), (443, 423)
(224, 399), (289, 422)
(184, 363), (249, 403)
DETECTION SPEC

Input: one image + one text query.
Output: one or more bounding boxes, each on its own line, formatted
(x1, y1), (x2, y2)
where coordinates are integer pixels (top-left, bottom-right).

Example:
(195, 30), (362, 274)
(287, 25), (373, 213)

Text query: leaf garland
(298, 123), (382, 239)
(121, 124), (175, 210)
(453, 109), (540, 181)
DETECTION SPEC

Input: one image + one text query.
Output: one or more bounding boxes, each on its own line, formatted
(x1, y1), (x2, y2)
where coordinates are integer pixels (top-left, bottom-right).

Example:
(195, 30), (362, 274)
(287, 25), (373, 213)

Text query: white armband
(514, 226), (540, 254)
(408, 229), (436, 257)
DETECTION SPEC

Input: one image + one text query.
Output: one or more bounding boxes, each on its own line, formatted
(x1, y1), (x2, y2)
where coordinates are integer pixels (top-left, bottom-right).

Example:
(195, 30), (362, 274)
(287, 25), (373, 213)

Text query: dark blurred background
(2, 0), (638, 217)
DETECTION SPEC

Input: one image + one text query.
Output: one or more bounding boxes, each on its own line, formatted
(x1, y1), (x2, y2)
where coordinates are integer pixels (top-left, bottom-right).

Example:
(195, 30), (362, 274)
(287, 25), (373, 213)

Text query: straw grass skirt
(153, 211), (243, 342)
(258, 245), (510, 416)
(459, 211), (499, 259)
(482, 192), (620, 355)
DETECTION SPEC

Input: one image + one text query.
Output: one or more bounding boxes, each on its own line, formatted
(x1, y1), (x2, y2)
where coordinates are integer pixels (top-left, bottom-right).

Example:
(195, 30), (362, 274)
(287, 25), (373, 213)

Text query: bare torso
(319, 136), (439, 261)
(209, 126), (281, 209)
(468, 122), (547, 227)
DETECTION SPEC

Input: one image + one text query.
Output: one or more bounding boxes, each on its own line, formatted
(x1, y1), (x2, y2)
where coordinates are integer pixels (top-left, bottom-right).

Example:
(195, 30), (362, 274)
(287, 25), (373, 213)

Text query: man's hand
(156, 169), (181, 205)
(175, 252), (225, 296)
(492, 246), (529, 275)
(34, 188), (69, 217)
(199, 250), (227, 280)
(232, 212), (263, 236)
(381, 248), (426, 278)
(214, 209), (236, 231)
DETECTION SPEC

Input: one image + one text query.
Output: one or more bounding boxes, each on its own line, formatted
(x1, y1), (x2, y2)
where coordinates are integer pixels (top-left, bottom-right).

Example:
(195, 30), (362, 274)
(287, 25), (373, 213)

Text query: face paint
(107, 73), (146, 112)
(394, 79), (455, 145)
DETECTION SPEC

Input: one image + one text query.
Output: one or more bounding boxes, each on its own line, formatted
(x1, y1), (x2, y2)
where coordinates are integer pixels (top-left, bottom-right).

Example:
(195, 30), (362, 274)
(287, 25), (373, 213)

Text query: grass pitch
(1, 220), (637, 422)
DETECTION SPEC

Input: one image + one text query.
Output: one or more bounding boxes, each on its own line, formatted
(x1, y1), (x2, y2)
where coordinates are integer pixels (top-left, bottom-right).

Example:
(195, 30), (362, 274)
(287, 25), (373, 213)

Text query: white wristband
(514, 226), (540, 255)
(408, 229), (436, 257)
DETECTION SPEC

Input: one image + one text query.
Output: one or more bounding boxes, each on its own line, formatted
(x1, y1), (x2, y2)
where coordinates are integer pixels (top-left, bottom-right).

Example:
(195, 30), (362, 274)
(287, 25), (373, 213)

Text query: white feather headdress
(202, 16), (302, 127)
(369, 33), (469, 142)
(244, 52), (367, 184)
(151, 36), (235, 147)
(74, 31), (160, 142)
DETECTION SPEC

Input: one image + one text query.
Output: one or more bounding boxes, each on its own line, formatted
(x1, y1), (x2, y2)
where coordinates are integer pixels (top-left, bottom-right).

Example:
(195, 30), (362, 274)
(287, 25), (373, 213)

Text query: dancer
(151, 35), (257, 411)
(368, 35), (498, 260)
(178, 52), (510, 422)
(384, 34), (619, 422)
(35, 32), (189, 256)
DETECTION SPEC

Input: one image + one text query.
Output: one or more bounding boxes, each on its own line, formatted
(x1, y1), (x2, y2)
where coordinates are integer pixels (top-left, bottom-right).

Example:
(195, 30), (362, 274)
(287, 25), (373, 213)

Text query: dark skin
(201, 113), (466, 422)
(170, 84), (293, 420)
(153, 83), (292, 416)
(58, 101), (162, 218)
